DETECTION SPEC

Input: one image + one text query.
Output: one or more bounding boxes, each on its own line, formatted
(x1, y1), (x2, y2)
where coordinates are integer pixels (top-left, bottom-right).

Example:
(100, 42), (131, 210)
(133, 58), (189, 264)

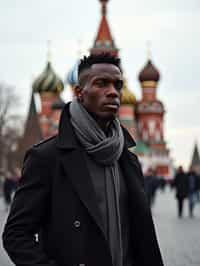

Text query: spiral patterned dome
(121, 79), (137, 105)
(32, 62), (64, 94)
(66, 61), (79, 86)
(138, 60), (160, 83)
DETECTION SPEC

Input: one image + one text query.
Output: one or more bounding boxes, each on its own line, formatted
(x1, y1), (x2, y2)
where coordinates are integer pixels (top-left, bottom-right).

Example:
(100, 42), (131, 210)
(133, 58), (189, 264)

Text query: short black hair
(78, 53), (122, 77)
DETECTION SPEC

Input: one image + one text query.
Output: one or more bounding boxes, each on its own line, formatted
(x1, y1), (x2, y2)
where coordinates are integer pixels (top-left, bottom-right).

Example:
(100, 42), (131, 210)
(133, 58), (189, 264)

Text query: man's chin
(99, 113), (117, 122)
(87, 109), (117, 123)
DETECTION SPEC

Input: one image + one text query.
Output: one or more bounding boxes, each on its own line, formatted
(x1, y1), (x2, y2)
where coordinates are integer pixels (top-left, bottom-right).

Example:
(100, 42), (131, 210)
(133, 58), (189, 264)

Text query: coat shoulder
(33, 135), (57, 149)
(28, 135), (58, 162)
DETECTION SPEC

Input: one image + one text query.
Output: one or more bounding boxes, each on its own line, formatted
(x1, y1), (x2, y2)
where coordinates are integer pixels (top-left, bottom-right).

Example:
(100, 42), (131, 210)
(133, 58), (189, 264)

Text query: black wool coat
(2, 103), (164, 266)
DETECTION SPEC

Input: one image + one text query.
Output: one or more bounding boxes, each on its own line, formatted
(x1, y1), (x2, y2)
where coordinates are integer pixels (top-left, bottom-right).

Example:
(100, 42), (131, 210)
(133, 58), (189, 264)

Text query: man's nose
(106, 83), (120, 97)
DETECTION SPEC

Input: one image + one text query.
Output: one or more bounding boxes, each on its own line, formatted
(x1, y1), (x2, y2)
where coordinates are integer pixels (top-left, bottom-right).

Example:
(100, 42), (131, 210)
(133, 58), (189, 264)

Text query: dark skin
(74, 63), (123, 131)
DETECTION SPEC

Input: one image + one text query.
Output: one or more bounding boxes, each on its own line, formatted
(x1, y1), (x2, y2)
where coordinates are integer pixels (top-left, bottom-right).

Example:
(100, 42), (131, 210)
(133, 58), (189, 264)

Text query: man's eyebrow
(91, 75), (123, 81)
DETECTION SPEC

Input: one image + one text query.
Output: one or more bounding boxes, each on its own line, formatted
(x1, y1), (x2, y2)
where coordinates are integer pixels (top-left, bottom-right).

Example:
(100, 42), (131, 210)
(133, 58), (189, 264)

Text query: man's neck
(81, 104), (111, 133)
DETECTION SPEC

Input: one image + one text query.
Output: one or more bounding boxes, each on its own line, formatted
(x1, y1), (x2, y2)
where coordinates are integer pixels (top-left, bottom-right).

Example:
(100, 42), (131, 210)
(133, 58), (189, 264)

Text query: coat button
(74, 220), (81, 228)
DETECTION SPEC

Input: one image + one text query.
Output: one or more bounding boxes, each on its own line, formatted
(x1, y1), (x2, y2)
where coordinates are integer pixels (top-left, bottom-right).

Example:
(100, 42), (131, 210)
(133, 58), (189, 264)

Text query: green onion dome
(32, 62), (64, 94)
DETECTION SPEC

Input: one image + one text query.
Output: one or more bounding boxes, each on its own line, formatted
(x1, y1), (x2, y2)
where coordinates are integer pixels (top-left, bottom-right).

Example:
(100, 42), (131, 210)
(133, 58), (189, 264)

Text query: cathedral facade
(18, 0), (173, 178)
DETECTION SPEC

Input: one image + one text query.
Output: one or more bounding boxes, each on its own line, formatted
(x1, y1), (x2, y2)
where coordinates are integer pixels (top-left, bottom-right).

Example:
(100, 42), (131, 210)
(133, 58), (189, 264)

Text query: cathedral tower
(90, 0), (118, 56)
(136, 48), (172, 177)
(32, 45), (64, 138)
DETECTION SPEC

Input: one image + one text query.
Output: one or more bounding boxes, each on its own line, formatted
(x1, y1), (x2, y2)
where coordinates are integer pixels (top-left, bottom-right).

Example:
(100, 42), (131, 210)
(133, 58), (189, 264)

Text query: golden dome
(121, 79), (136, 105)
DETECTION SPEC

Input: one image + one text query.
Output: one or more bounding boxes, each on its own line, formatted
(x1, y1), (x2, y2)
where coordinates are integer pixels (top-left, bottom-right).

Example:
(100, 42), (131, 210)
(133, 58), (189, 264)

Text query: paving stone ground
(0, 187), (200, 266)
(152, 187), (200, 266)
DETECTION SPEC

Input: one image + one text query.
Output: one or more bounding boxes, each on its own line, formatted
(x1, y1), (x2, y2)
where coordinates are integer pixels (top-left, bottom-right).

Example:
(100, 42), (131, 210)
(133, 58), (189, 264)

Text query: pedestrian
(144, 168), (158, 207)
(187, 168), (198, 217)
(173, 166), (188, 218)
(2, 54), (164, 266)
(196, 173), (200, 202)
(2, 170), (19, 211)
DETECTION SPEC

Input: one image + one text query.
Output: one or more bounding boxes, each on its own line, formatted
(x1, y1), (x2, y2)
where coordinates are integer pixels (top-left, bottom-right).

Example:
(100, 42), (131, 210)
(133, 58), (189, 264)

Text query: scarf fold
(69, 99), (124, 165)
(70, 99), (124, 266)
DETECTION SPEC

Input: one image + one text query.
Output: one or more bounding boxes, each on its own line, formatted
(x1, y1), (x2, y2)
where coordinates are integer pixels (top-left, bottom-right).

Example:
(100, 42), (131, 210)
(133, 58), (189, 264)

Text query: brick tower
(136, 50), (172, 177)
(32, 53), (64, 138)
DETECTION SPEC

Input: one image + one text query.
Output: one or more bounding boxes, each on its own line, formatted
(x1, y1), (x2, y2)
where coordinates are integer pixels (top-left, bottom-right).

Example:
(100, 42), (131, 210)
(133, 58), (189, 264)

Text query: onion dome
(66, 61), (79, 86)
(32, 61), (64, 94)
(138, 60), (160, 83)
(51, 98), (65, 110)
(121, 79), (136, 105)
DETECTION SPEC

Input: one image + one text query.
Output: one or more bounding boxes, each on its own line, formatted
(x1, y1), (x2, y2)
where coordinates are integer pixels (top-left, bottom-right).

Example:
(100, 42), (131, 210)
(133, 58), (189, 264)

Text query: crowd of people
(173, 166), (200, 218)
(144, 166), (200, 218)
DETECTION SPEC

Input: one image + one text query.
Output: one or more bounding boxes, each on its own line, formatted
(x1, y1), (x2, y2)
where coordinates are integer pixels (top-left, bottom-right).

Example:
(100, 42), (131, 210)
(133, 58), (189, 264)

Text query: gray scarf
(70, 99), (124, 266)
(69, 99), (124, 165)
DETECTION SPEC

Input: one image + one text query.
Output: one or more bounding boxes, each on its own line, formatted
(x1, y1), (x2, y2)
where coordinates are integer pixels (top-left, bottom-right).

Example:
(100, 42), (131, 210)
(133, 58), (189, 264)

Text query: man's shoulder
(30, 135), (58, 159)
(33, 135), (57, 149)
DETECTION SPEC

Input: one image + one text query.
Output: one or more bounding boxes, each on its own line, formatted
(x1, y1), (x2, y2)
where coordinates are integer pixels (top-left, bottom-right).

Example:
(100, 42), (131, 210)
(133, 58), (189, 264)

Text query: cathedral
(16, 0), (173, 178)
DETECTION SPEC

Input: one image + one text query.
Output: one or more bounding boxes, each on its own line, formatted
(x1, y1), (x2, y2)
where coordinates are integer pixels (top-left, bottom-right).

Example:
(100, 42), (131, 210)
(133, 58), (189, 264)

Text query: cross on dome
(100, 0), (109, 16)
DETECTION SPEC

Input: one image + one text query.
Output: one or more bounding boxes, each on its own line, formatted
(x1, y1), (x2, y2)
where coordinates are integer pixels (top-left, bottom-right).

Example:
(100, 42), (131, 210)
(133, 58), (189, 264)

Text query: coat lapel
(57, 103), (106, 239)
(60, 149), (106, 238)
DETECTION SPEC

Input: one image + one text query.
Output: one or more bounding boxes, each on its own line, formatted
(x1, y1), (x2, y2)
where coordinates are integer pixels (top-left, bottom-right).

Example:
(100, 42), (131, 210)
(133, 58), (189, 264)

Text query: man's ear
(74, 85), (83, 101)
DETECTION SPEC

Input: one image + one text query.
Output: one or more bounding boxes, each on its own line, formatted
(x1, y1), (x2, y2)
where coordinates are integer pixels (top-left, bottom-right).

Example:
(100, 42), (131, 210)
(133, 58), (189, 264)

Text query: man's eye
(96, 79), (109, 87)
(114, 80), (123, 90)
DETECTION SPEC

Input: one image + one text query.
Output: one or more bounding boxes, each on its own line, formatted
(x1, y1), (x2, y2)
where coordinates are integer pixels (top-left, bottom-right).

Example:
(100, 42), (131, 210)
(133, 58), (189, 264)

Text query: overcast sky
(0, 0), (200, 169)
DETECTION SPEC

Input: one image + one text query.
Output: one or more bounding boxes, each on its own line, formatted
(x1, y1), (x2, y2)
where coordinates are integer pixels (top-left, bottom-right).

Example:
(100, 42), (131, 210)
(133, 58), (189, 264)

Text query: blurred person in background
(187, 167), (199, 217)
(173, 166), (188, 218)
(144, 168), (158, 207)
(197, 173), (200, 202)
(3, 167), (20, 211)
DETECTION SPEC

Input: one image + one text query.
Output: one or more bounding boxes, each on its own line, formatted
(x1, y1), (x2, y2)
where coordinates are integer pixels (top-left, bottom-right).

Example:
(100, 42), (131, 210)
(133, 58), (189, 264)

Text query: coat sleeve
(2, 147), (58, 266)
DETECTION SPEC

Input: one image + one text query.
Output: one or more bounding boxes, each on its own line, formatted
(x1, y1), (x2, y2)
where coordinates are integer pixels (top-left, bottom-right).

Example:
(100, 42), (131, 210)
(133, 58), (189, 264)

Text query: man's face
(78, 63), (123, 121)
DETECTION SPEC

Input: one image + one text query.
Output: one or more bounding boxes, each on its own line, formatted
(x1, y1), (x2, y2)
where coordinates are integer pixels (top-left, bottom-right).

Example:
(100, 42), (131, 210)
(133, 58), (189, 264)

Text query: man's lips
(103, 102), (120, 110)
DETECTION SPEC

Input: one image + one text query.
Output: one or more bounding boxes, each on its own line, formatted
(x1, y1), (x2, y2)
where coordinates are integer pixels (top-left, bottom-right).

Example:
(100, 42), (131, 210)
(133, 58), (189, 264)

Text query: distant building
(190, 142), (200, 174)
(135, 56), (173, 178)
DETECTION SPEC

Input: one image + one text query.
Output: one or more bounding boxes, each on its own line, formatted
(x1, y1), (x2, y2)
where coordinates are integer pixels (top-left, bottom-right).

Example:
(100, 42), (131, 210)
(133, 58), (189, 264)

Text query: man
(3, 54), (164, 266)
(144, 168), (158, 207)
(187, 167), (198, 217)
(173, 166), (188, 218)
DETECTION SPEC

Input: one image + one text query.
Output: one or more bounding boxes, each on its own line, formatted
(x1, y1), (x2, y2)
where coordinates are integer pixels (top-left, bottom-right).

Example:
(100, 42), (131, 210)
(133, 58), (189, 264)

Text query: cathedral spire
(90, 0), (118, 56)
(146, 40), (152, 61)
(100, 0), (108, 16)
(190, 141), (200, 173)
(47, 40), (51, 63)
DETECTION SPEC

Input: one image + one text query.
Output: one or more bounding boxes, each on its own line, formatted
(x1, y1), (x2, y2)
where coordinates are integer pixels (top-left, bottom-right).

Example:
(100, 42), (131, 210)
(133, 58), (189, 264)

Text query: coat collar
(56, 103), (79, 149)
